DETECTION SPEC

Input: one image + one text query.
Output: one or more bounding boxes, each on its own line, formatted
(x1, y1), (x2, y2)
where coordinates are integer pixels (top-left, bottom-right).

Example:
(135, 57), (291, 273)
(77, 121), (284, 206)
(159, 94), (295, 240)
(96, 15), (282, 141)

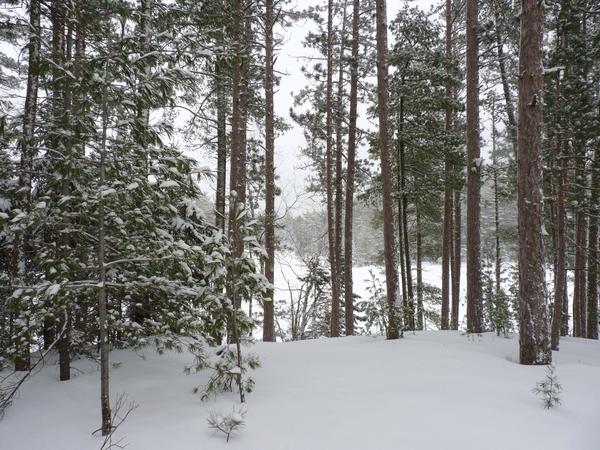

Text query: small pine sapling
(207, 408), (246, 442)
(188, 341), (260, 401)
(532, 364), (562, 409)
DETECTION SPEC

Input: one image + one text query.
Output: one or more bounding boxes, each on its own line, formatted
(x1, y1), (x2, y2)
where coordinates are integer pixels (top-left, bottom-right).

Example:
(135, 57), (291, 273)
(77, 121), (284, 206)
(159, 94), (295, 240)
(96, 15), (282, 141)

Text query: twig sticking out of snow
(95, 393), (139, 450)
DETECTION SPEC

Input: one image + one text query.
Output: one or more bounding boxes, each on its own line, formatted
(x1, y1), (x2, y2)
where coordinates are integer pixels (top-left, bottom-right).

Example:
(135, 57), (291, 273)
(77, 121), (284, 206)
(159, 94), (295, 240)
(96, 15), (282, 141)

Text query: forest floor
(1, 331), (599, 450)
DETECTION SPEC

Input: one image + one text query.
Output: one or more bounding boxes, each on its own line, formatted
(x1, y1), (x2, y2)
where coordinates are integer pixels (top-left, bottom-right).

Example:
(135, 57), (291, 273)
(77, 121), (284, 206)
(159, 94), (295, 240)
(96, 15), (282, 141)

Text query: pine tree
(375, 0), (401, 339)
(517, 0), (551, 365)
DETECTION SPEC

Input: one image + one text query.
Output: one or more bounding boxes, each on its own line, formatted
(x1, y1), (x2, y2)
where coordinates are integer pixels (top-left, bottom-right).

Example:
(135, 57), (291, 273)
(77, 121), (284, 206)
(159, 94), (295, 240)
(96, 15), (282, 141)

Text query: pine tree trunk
(375, 0), (401, 339)
(12, 0), (41, 372)
(398, 100), (414, 330)
(441, 0), (453, 331)
(215, 58), (227, 233)
(334, 2), (348, 328)
(226, 0), (248, 403)
(573, 207), (587, 338)
(492, 1), (517, 157)
(586, 143), (599, 340)
(344, 0), (360, 336)
(263, 0), (276, 342)
(451, 188), (461, 330)
(416, 206), (424, 330)
(517, 0), (551, 365)
(326, 0), (341, 337)
(551, 74), (566, 350)
(492, 97), (501, 296)
(58, 15), (74, 383)
(228, 0), (247, 313)
(466, 0), (482, 333)
(99, 36), (112, 435)
(396, 114), (408, 306)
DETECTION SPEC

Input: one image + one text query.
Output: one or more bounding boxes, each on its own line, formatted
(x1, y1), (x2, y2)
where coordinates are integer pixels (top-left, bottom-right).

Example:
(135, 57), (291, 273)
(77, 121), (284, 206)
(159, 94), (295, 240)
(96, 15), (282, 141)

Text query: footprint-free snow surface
(1, 332), (599, 450)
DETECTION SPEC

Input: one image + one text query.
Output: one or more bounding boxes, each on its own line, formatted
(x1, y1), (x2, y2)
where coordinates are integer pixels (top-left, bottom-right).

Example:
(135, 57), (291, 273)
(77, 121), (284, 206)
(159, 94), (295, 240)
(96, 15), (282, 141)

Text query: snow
(1, 332), (599, 450)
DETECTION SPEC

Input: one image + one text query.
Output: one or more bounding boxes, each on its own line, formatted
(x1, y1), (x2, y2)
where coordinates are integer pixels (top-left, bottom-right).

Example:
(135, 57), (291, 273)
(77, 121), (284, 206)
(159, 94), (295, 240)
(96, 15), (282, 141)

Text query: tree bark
(375, 0), (401, 339)
(396, 95), (414, 330)
(492, 1), (517, 157)
(517, 0), (551, 365)
(215, 58), (227, 233)
(344, 0), (360, 336)
(228, 0), (247, 312)
(416, 206), (424, 330)
(451, 188), (461, 330)
(396, 113), (408, 307)
(334, 2), (348, 331)
(573, 205), (587, 337)
(551, 73), (566, 350)
(441, 0), (453, 331)
(466, 0), (482, 333)
(58, 12), (74, 383)
(491, 96), (501, 296)
(12, 0), (41, 372)
(587, 143), (599, 340)
(326, 0), (341, 337)
(263, 0), (275, 342)
(99, 32), (112, 435)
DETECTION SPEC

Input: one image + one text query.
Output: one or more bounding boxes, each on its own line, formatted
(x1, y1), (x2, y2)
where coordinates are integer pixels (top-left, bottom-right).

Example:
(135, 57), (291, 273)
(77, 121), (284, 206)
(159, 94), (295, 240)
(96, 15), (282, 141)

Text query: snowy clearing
(1, 331), (599, 450)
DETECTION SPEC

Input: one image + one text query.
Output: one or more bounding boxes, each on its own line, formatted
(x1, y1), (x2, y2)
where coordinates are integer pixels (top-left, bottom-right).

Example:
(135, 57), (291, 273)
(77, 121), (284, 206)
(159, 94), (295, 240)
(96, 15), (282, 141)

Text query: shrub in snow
(207, 408), (246, 442)
(532, 364), (562, 409)
(188, 339), (260, 401)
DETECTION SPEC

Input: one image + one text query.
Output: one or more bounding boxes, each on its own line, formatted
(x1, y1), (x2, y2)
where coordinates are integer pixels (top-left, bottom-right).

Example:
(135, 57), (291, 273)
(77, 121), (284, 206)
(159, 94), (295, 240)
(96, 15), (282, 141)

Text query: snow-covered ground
(1, 331), (599, 450)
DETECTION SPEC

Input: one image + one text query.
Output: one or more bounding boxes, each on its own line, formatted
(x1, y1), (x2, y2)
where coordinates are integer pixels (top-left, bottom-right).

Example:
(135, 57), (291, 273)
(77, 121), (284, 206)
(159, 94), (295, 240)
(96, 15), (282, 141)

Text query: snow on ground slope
(1, 332), (599, 450)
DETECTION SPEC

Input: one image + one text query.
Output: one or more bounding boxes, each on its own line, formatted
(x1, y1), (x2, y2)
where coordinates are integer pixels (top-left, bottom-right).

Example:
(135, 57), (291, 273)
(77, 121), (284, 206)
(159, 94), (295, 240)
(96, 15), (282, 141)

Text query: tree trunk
(398, 97), (414, 331)
(228, 0), (248, 312)
(451, 188), (461, 330)
(491, 96), (501, 296)
(215, 58), (227, 233)
(226, 0), (247, 403)
(12, 0), (41, 372)
(573, 207), (587, 337)
(416, 206), (424, 330)
(492, 1), (517, 157)
(344, 0), (360, 336)
(586, 143), (599, 340)
(326, 0), (341, 337)
(375, 0), (401, 339)
(466, 0), (482, 333)
(517, 0), (551, 365)
(396, 114), (408, 306)
(441, 0), (453, 331)
(334, 2), (348, 331)
(263, 0), (275, 342)
(551, 73), (566, 350)
(59, 14), (74, 383)
(99, 37), (112, 435)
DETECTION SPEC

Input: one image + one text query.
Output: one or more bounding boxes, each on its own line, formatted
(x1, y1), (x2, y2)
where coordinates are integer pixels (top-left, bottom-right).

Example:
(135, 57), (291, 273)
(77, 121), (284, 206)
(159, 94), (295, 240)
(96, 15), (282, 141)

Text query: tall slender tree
(550, 71), (567, 350)
(586, 142), (599, 340)
(441, 0), (453, 331)
(344, 0), (360, 336)
(466, 0), (482, 333)
(375, 0), (401, 339)
(326, 0), (341, 337)
(11, 0), (41, 372)
(263, 0), (276, 342)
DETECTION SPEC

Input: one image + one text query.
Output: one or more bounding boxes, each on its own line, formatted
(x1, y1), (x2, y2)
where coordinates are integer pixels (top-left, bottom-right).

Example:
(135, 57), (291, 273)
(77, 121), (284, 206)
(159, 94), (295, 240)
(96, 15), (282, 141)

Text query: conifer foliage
(0, 0), (269, 434)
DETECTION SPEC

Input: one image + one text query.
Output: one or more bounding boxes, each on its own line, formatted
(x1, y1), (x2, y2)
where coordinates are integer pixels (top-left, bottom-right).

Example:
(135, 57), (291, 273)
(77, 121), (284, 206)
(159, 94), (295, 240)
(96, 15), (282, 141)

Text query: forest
(0, 0), (599, 449)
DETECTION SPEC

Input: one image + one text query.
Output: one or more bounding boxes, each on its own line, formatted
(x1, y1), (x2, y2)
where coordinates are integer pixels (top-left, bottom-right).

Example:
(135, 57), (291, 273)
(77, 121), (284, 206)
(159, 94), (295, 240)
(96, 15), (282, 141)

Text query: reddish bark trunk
(517, 0), (551, 365)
